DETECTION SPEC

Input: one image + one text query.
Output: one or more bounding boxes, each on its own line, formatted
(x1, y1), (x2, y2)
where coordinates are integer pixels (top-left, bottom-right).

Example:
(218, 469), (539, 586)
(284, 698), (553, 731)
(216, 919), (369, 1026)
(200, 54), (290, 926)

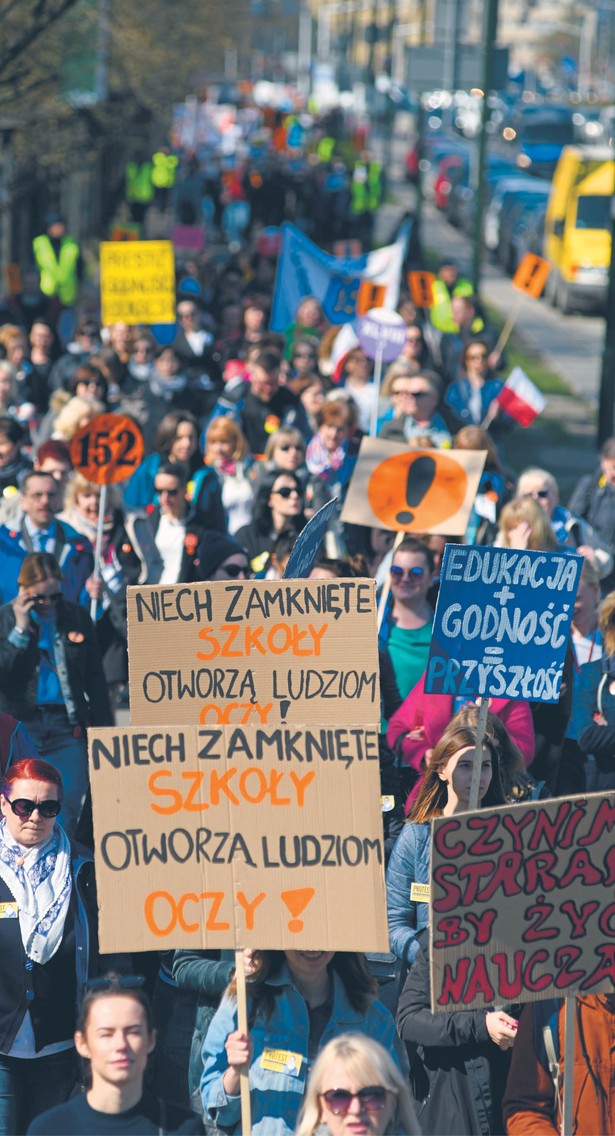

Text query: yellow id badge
(260, 1048), (303, 1076)
(0, 902), (18, 919)
(410, 883), (430, 903)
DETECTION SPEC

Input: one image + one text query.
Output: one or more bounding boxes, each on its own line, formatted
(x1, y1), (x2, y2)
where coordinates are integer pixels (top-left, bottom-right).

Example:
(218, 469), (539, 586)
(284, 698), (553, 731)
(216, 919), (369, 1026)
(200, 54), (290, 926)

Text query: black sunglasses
(219, 563), (250, 578)
(85, 975), (146, 993)
(5, 797), (61, 819)
(320, 1087), (389, 1115)
(273, 486), (302, 499)
(278, 444), (304, 453)
(155, 487), (179, 497)
(31, 593), (61, 604)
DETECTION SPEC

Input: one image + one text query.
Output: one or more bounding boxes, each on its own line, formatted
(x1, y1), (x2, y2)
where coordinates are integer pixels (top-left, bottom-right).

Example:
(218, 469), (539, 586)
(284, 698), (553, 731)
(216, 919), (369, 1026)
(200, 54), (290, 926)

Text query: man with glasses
(379, 537), (436, 704)
(0, 472), (94, 606)
(517, 467), (613, 584)
(379, 372), (453, 448)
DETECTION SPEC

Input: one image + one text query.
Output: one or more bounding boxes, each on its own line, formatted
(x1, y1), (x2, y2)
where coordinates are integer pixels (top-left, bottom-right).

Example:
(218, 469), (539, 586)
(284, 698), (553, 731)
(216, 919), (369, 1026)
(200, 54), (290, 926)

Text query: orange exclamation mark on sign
(281, 888), (315, 932)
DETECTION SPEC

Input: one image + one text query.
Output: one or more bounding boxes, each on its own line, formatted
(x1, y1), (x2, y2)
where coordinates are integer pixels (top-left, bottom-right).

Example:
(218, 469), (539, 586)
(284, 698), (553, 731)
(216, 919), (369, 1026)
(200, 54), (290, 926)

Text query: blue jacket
(386, 822), (431, 963)
(0, 519), (93, 606)
(200, 964), (397, 1135)
(444, 378), (504, 425)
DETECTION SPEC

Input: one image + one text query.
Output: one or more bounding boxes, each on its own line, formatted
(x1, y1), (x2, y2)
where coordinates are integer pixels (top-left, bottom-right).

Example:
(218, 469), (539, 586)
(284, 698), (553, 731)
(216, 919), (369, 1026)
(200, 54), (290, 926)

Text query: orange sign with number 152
(71, 413), (145, 485)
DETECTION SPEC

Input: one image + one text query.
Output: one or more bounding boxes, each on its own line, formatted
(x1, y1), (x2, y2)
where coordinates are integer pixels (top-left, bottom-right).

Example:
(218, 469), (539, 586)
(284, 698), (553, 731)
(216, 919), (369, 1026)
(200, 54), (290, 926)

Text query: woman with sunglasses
(28, 975), (202, 1134)
(0, 552), (113, 839)
(444, 339), (511, 440)
(295, 1033), (418, 1136)
(378, 537), (435, 707)
(200, 951), (397, 1136)
(0, 759), (123, 1134)
(234, 469), (306, 574)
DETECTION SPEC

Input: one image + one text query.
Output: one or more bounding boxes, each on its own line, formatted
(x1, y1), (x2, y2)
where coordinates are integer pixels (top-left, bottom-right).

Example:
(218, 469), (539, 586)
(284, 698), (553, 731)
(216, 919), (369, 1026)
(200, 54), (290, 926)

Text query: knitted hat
(199, 532), (248, 579)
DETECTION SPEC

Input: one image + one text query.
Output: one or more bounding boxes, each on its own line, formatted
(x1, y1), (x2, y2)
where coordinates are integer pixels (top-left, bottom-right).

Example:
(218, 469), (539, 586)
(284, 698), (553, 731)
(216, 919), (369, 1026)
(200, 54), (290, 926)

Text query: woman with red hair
(0, 758), (117, 1134)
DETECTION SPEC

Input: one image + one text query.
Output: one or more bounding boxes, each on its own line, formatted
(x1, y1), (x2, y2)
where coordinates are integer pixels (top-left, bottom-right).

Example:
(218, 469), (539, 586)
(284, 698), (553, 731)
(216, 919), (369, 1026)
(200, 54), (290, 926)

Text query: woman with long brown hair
(385, 707), (505, 968)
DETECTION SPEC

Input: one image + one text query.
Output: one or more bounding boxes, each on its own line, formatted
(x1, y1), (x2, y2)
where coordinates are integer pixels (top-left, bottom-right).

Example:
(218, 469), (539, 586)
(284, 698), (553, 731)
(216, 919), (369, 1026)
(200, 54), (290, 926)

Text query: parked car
(509, 200), (547, 276)
(497, 184), (550, 274)
(484, 174), (548, 253)
(446, 155), (518, 232)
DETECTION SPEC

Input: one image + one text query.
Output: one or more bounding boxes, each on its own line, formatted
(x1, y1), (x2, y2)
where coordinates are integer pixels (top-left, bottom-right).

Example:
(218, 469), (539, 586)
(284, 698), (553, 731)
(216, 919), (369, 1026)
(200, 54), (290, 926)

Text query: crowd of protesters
(0, 119), (614, 1135)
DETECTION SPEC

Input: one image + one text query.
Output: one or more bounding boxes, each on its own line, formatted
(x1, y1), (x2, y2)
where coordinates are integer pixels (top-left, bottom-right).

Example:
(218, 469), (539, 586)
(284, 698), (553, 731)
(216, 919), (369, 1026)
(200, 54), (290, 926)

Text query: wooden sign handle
(377, 531), (405, 631)
(561, 996), (575, 1136)
(468, 697), (490, 811)
(235, 949), (252, 1136)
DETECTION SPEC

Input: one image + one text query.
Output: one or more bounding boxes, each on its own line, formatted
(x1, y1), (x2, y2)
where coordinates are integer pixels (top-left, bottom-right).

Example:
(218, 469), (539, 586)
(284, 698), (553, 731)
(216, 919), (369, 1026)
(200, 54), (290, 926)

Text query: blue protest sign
(283, 498), (339, 579)
(425, 545), (582, 702)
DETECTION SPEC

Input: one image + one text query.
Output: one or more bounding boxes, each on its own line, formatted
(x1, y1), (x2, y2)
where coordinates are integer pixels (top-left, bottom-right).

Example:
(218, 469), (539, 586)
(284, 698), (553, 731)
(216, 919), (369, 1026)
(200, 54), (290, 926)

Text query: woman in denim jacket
(386, 708), (506, 967)
(200, 950), (397, 1136)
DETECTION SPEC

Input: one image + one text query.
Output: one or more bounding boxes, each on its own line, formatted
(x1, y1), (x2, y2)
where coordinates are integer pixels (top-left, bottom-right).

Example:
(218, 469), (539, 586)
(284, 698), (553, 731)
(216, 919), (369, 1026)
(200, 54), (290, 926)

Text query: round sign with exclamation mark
(367, 450), (468, 531)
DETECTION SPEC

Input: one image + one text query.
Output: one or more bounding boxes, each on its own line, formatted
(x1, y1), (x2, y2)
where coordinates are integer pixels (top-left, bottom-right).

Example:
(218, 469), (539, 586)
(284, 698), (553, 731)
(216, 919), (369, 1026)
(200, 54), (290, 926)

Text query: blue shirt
(32, 612), (63, 705)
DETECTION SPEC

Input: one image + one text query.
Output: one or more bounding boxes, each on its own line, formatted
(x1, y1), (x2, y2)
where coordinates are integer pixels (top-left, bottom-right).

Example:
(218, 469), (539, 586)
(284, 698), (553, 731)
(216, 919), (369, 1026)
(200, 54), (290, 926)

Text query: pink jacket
(386, 672), (535, 811)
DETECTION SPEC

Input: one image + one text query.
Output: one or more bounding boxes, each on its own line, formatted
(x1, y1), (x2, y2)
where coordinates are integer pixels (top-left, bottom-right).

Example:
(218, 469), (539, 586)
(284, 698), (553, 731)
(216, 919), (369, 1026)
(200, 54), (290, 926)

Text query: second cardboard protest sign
(127, 579), (379, 727)
(430, 791), (615, 1012)
(89, 722), (388, 953)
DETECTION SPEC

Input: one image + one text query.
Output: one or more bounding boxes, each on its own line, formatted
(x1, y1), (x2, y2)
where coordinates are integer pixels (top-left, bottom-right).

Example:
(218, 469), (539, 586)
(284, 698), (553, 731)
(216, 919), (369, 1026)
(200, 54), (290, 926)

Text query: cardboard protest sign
(512, 252), (551, 298)
(88, 723), (388, 953)
(407, 270), (436, 307)
(430, 791), (615, 1012)
(341, 439), (486, 535)
(425, 545), (582, 702)
(127, 579), (379, 727)
(283, 498), (338, 579)
(100, 240), (175, 325)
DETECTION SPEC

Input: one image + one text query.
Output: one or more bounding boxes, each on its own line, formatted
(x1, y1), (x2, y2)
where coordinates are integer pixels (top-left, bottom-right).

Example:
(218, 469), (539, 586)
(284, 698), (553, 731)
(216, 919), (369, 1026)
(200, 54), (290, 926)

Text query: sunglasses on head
(4, 796), (61, 819)
(274, 486), (301, 498)
(390, 565), (425, 580)
(85, 975), (146, 993)
(320, 1087), (389, 1115)
(220, 562), (250, 578)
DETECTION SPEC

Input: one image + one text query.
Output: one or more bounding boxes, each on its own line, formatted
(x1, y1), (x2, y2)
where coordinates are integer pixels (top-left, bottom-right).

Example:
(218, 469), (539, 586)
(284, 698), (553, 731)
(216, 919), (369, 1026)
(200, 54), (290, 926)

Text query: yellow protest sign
(100, 240), (175, 325)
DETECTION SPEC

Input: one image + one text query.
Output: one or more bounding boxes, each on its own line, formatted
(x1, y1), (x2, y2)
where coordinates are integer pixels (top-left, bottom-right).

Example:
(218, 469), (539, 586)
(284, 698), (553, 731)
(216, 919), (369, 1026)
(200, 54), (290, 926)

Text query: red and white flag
(496, 366), (546, 427)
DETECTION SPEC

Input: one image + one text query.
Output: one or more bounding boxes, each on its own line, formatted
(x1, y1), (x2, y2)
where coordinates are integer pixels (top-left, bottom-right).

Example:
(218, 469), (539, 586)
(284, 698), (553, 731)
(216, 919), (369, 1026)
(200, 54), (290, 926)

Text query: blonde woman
(295, 1034), (419, 1136)
(496, 495), (558, 553)
(51, 395), (104, 443)
(198, 416), (253, 534)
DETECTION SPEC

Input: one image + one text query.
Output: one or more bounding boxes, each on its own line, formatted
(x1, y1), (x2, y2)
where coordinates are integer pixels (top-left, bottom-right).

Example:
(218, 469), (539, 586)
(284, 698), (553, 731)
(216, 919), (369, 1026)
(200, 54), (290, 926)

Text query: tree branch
(0, 0), (80, 77)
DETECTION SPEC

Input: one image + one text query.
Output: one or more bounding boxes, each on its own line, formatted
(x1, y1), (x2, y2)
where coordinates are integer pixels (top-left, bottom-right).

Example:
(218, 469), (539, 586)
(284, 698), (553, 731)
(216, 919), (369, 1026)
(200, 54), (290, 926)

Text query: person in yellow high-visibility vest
(124, 158), (153, 223)
(32, 214), (80, 309)
(429, 259), (474, 334)
(349, 153), (383, 249)
(151, 147), (179, 212)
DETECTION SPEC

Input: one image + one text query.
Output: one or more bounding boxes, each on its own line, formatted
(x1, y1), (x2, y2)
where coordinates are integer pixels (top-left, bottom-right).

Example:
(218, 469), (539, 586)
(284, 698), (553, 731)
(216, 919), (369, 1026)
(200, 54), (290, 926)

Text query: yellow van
(543, 145), (614, 313)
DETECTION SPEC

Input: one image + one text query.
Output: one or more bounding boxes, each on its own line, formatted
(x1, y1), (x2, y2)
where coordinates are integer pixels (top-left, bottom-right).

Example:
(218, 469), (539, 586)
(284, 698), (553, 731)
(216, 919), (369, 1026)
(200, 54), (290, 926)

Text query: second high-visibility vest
(125, 161), (153, 203)
(151, 152), (178, 189)
(32, 234), (79, 306)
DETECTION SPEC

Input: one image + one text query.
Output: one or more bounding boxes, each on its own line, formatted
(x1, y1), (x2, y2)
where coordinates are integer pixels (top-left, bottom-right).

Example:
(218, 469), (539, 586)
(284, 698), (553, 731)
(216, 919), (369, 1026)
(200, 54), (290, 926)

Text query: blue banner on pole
(425, 545), (583, 703)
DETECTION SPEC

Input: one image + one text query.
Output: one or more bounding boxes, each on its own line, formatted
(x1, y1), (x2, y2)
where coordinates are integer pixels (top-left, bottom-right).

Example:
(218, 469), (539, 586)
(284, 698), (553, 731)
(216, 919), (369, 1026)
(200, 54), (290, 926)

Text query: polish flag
(496, 366), (546, 427)
(329, 321), (360, 382)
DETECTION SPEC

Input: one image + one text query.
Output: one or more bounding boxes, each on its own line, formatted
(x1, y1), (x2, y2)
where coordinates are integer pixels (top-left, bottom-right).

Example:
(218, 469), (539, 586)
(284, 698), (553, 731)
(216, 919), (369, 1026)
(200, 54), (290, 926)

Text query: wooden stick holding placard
(234, 949), (251, 1136)
(370, 341), (385, 438)
(561, 997), (575, 1136)
(468, 697), (490, 812)
(89, 482), (108, 622)
(377, 531), (405, 630)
